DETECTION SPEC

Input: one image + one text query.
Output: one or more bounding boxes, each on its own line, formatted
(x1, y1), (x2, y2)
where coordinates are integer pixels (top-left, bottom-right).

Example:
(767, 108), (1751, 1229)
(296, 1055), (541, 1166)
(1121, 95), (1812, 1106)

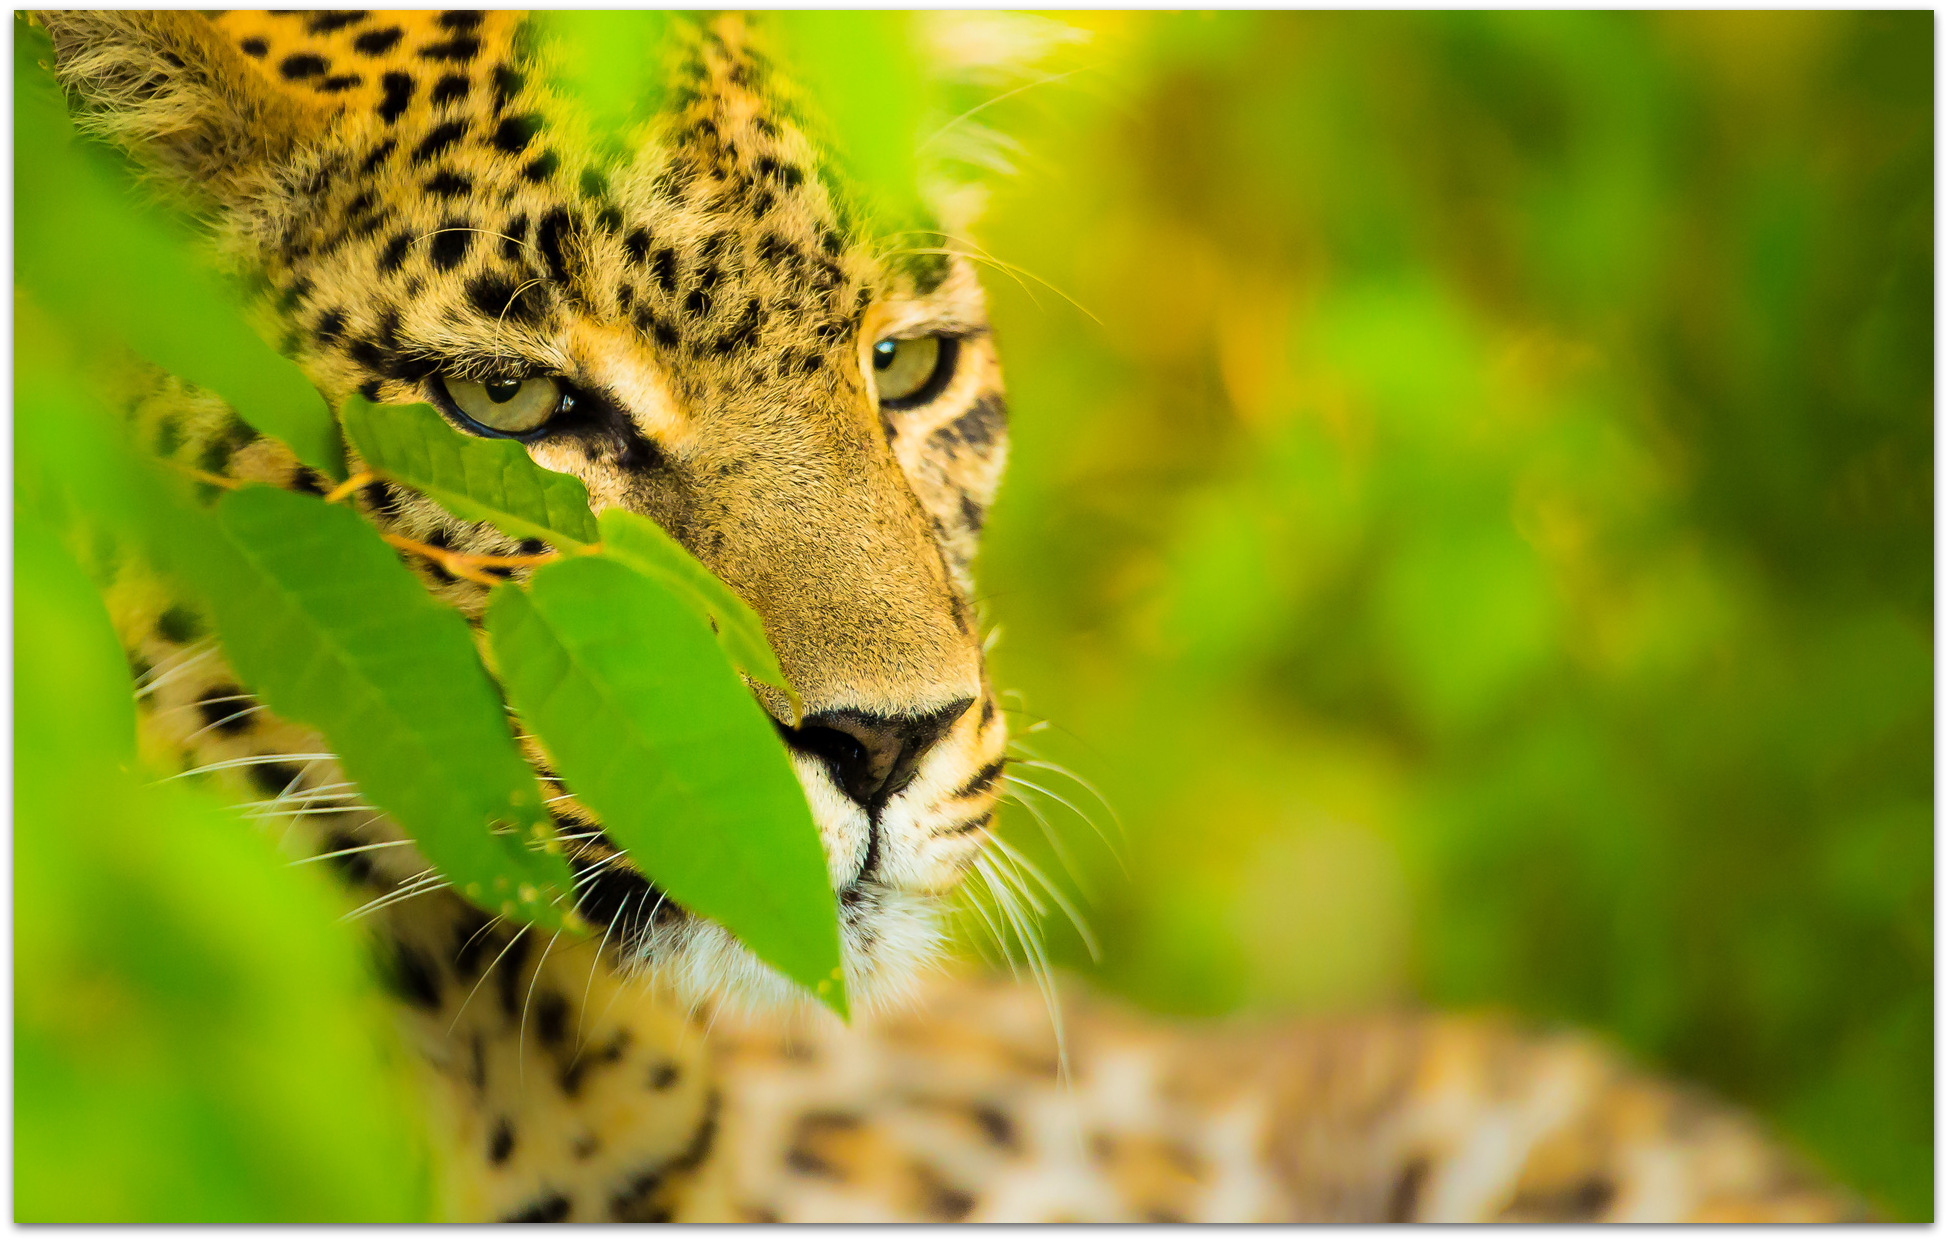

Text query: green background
(969, 10), (1931, 1221)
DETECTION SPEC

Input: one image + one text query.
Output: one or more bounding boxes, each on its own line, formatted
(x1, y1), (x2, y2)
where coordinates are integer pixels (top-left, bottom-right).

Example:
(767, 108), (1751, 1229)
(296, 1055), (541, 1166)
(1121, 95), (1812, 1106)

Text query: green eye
(872, 335), (953, 408)
(440, 376), (568, 436)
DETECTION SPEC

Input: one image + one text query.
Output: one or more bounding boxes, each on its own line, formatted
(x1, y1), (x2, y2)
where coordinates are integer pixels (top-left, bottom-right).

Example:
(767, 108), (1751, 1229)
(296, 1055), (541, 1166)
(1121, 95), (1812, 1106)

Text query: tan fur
(39, 10), (1858, 1222)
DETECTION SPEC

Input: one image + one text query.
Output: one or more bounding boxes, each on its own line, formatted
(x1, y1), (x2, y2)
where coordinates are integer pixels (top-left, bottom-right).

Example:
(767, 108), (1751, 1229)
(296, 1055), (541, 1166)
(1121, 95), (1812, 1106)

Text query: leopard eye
(440, 376), (569, 436)
(872, 334), (957, 409)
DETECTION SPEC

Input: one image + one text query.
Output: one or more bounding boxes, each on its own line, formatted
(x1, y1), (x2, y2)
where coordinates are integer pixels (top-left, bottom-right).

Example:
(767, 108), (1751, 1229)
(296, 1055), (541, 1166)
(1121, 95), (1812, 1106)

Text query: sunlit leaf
(12, 20), (345, 481)
(596, 509), (801, 721)
(485, 557), (845, 1016)
(196, 486), (576, 928)
(340, 397), (599, 549)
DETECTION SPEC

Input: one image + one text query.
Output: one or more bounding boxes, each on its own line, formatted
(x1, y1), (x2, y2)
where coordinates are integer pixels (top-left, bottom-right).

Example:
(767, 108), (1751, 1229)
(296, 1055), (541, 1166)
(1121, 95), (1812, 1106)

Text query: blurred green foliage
(15, 517), (431, 1221)
(971, 11), (1930, 1220)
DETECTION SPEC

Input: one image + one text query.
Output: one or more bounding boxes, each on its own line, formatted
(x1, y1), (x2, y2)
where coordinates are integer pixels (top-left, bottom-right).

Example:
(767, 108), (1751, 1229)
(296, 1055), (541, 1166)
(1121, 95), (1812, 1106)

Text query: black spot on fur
(712, 298), (761, 354)
(535, 209), (574, 284)
(522, 150), (559, 182)
(418, 34), (481, 64)
(156, 604), (203, 643)
(491, 64), (525, 111)
(358, 379), (383, 402)
(467, 274), (542, 325)
(935, 393), (1006, 452)
(647, 1062), (680, 1091)
(358, 138), (396, 175)
(280, 53), (327, 81)
(954, 760), (1005, 801)
(319, 829), (377, 888)
(489, 1118), (515, 1165)
(971, 1104), (1017, 1151)
(152, 414), (184, 457)
(292, 467), (331, 497)
(504, 1194), (570, 1224)
(378, 230), (414, 275)
(307, 11), (369, 35)
(414, 120), (466, 164)
(195, 683), (256, 736)
(429, 72), (470, 106)
(354, 26), (403, 56)
(429, 219), (473, 271)
(314, 308), (347, 345)
(317, 73), (363, 93)
(378, 71), (413, 123)
(578, 168), (610, 201)
(650, 248), (678, 293)
(623, 229), (652, 265)
(425, 169), (472, 198)
(534, 992), (569, 1046)
(1387, 1156), (1430, 1222)
(438, 10), (485, 30)
(245, 759), (303, 798)
(490, 114), (539, 156)
(239, 37), (268, 58)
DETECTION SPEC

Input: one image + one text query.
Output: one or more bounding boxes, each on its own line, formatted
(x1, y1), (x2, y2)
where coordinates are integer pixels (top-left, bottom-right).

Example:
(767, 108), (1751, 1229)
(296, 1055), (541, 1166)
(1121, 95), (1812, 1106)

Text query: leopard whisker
(162, 752), (339, 781)
(518, 927), (565, 1086)
(292, 837), (416, 866)
(448, 922), (532, 1036)
(339, 868), (447, 923)
(134, 638), (220, 698)
(988, 832), (1099, 962)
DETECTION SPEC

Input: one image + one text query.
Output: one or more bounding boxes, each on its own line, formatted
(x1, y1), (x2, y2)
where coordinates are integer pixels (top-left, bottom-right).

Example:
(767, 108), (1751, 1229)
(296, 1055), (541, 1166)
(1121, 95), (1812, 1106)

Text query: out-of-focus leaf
(767, 12), (928, 227)
(15, 518), (138, 772)
(197, 486), (576, 927)
(340, 398), (599, 549)
(13, 20), (345, 480)
(596, 509), (801, 721)
(535, 11), (671, 149)
(485, 557), (844, 1016)
(15, 520), (429, 1222)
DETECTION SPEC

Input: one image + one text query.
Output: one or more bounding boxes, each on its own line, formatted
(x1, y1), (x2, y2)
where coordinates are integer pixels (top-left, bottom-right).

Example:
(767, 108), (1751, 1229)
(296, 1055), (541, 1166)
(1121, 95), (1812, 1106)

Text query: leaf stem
(323, 470), (375, 505)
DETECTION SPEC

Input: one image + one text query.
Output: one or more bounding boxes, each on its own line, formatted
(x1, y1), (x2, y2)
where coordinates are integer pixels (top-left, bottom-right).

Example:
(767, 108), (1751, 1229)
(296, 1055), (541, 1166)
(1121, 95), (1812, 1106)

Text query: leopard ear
(36, 10), (328, 207)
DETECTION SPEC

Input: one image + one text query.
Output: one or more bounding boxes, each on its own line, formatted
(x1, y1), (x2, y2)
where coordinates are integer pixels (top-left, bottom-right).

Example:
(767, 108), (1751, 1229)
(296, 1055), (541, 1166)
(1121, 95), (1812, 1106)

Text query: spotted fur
(38, 11), (1859, 1222)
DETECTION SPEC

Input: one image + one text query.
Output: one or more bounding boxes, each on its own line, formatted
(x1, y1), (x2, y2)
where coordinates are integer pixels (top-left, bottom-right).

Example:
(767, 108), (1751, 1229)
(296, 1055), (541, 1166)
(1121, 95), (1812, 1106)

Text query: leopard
(35, 9), (1864, 1223)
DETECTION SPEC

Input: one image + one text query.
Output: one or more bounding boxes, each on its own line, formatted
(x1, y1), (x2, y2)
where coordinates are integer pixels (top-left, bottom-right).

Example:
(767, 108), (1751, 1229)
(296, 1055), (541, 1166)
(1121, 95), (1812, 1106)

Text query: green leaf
(13, 20), (345, 481)
(596, 509), (802, 722)
(485, 557), (845, 1016)
(14, 517), (140, 776)
(535, 11), (672, 148)
(195, 486), (576, 927)
(340, 397), (599, 549)
(767, 12), (929, 228)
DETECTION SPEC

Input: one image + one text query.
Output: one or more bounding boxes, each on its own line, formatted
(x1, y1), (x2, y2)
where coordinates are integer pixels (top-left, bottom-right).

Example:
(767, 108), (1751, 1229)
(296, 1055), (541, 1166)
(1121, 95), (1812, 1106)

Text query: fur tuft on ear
(36, 10), (326, 206)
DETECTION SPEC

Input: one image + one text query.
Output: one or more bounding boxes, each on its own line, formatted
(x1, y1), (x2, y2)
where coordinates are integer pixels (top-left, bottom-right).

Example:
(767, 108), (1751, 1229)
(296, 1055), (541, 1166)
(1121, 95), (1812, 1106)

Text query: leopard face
(44, 10), (1011, 1009)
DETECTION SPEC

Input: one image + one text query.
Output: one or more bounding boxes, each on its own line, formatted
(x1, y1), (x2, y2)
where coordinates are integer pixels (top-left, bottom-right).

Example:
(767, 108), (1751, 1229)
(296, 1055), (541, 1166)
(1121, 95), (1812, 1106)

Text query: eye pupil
(485, 379), (522, 403)
(873, 340), (898, 371)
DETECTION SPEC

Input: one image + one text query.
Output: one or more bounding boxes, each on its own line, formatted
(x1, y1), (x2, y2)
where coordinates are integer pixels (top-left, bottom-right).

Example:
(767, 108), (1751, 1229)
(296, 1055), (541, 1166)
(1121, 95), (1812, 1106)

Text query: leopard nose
(782, 698), (975, 809)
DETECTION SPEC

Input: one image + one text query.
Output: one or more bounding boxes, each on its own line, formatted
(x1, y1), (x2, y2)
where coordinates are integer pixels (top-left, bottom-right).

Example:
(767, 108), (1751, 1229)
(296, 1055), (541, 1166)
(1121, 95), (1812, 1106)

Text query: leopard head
(42, 10), (1011, 1009)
